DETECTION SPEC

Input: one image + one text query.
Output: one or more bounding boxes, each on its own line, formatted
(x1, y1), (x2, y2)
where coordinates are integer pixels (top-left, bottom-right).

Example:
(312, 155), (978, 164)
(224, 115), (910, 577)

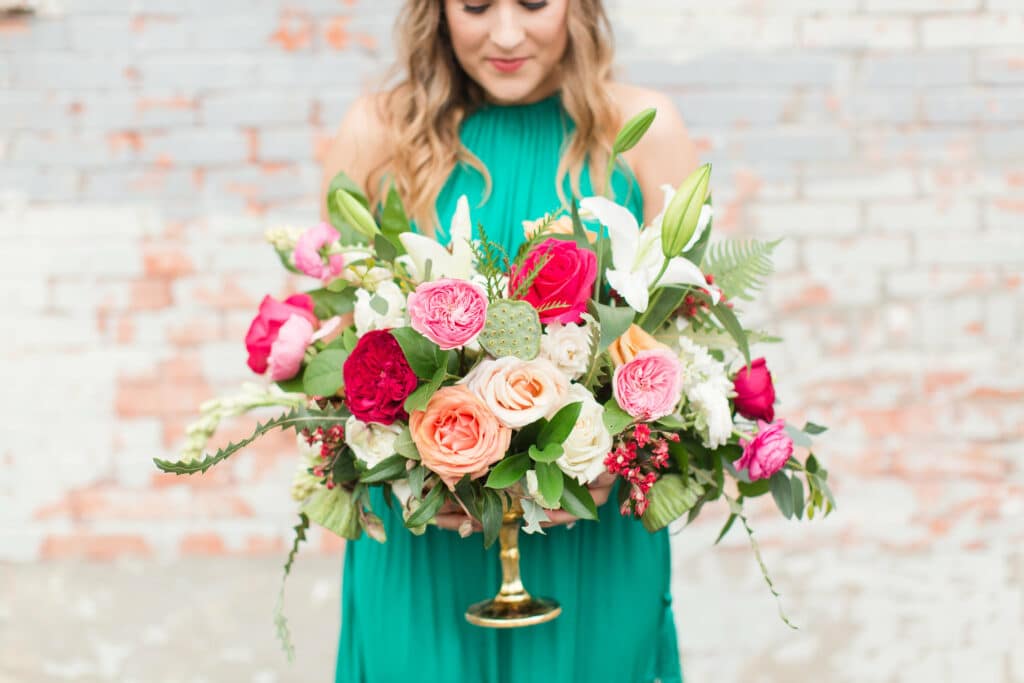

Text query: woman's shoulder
(319, 92), (391, 216)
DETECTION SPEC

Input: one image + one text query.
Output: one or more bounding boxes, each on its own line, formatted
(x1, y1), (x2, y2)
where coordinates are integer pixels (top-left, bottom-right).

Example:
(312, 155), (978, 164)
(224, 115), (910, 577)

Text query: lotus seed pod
(478, 299), (541, 360)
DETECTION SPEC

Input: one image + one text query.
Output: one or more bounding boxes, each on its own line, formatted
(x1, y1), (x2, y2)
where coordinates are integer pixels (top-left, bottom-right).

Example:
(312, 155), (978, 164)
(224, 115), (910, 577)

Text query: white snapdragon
(345, 415), (403, 469)
(539, 321), (593, 380)
(353, 280), (406, 336)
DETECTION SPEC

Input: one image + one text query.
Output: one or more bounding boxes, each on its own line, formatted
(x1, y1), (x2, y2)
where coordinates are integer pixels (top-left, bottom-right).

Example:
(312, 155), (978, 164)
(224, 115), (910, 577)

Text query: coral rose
(244, 294), (318, 375)
(342, 329), (418, 424)
(732, 357), (776, 422)
(612, 348), (685, 422)
(608, 324), (667, 367)
(509, 238), (597, 324)
(410, 385), (512, 490)
(463, 357), (569, 429)
(733, 419), (793, 481)
(407, 278), (488, 350)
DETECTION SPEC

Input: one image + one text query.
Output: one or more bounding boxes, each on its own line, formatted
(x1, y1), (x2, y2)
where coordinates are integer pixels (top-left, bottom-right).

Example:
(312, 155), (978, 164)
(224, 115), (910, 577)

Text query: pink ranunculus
(612, 348), (685, 422)
(294, 222), (345, 282)
(733, 419), (793, 481)
(245, 294), (318, 374)
(267, 315), (315, 380)
(407, 278), (488, 350)
(733, 357), (776, 422)
(509, 237), (597, 324)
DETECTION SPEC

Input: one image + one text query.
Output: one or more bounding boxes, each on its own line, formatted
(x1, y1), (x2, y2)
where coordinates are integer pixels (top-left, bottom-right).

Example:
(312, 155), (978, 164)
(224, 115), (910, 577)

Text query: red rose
(342, 329), (418, 425)
(733, 357), (776, 422)
(245, 294), (318, 374)
(509, 238), (597, 324)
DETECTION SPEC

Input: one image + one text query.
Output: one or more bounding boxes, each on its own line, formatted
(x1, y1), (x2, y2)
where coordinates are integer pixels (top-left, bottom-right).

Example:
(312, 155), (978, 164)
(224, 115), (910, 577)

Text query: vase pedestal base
(465, 596), (561, 628)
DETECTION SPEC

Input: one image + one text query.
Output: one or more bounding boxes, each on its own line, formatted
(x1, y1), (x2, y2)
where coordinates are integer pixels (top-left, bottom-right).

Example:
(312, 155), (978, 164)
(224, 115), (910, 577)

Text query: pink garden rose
(612, 348), (685, 422)
(733, 357), (776, 422)
(407, 278), (488, 350)
(509, 237), (597, 324)
(294, 222), (345, 282)
(245, 294), (318, 374)
(733, 419), (793, 481)
(267, 315), (314, 381)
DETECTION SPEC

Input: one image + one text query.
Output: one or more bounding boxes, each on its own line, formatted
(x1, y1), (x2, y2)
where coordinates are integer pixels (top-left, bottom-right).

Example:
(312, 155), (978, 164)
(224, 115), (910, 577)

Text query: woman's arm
(611, 83), (701, 225)
(319, 93), (390, 222)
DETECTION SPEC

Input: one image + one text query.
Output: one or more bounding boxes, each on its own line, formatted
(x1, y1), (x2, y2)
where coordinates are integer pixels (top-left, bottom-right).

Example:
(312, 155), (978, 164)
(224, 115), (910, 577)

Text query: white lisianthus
(345, 415), (403, 469)
(539, 321), (593, 380)
(353, 280), (406, 336)
(556, 383), (613, 485)
(686, 381), (733, 449)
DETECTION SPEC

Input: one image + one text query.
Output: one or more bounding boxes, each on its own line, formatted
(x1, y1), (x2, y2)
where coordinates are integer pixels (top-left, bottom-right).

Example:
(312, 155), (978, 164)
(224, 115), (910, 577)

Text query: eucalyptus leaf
(737, 478), (771, 497)
(769, 472), (794, 519)
(785, 423), (813, 448)
(803, 422), (828, 435)
(303, 486), (361, 540)
(308, 288), (356, 320)
(791, 476), (804, 520)
(374, 234), (398, 262)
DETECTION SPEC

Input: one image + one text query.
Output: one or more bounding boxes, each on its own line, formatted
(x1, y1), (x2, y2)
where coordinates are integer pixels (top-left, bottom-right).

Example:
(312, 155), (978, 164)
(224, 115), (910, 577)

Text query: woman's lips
(488, 58), (527, 73)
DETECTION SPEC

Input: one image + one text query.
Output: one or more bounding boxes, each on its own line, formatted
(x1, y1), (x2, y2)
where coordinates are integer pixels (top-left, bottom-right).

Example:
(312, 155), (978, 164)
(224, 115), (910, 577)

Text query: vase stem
(496, 508), (530, 604)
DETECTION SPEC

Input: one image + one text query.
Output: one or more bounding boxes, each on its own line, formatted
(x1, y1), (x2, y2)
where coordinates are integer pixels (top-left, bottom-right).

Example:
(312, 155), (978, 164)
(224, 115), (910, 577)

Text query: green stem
(649, 258), (670, 290)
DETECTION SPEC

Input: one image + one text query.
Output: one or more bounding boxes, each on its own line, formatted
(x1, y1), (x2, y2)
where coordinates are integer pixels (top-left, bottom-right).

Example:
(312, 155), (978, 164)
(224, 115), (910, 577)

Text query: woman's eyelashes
(461, 1), (550, 14)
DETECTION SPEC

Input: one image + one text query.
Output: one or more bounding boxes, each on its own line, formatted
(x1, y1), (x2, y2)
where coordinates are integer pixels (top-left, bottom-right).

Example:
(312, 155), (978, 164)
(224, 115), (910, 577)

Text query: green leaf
(408, 464), (426, 498)
(805, 453), (820, 474)
(737, 478), (771, 497)
(770, 472), (794, 519)
(275, 375), (305, 394)
(359, 454), (408, 484)
(380, 185), (410, 253)
(613, 107), (657, 155)
(662, 163), (711, 259)
(405, 482), (445, 528)
(334, 188), (380, 240)
(374, 233), (398, 262)
(641, 473), (703, 532)
(528, 442), (563, 463)
(538, 401), (582, 447)
(307, 287), (356, 320)
(709, 300), (750, 365)
(559, 474), (598, 521)
(791, 476), (804, 520)
(569, 201), (594, 252)
(403, 365), (445, 414)
(638, 285), (688, 334)
(590, 301), (635, 354)
(602, 399), (633, 435)
(714, 512), (737, 545)
(485, 452), (531, 488)
(390, 327), (445, 379)
(534, 462), (564, 507)
(303, 485), (361, 540)
(302, 348), (347, 397)
(803, 421), (828, 435)
(667, 440), (690, 474)
(785, 423), (813, 448)
(394, 425), (420, 460)
(342, 327), (358, 352)
(325, 170), (371, 244)
(702, 238), (781, 302)
(331, 450), (360, 483)
(480, 488), (504, 549)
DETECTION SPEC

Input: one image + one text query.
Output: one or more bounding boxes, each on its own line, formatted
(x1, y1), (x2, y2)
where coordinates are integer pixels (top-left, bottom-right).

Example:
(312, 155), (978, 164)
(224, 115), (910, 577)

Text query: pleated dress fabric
(335, 94), (682, 683)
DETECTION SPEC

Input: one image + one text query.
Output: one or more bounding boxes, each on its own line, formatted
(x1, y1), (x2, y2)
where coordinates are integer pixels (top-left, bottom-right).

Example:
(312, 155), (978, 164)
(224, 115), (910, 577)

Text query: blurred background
(1, 0), (1022, 681)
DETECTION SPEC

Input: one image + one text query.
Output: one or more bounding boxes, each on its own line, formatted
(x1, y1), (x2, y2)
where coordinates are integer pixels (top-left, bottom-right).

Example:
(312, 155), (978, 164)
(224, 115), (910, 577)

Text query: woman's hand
(431, 472), (618, 534)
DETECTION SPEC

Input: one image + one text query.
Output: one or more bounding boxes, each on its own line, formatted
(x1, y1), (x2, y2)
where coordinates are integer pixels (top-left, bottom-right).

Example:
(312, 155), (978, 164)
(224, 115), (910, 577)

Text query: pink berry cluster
(604, 423), (680, 517)
(678, 273), (732, 318)
(302, 424), (345, 489)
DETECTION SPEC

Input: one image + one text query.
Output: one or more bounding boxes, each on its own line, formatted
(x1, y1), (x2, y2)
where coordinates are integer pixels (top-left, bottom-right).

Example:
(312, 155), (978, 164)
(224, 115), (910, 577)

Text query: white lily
(580, 194), (718, 313)
(399, 194), (476, 281)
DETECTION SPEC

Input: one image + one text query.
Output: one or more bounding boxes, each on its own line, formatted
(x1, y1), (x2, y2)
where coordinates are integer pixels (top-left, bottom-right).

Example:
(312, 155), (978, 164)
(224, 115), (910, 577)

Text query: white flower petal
(606, 268), (650, 313)
(660, 257), (720, 305)
(682, 203), (714, 253)
(580, 196), (639, 273)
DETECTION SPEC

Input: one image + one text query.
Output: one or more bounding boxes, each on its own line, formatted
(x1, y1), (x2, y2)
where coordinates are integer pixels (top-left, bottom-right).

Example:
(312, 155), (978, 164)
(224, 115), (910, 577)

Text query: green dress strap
(336, 93), (682, 683)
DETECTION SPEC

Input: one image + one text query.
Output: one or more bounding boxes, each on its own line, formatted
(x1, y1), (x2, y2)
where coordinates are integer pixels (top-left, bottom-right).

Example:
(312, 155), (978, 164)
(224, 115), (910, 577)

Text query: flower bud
(661, 163), (711, 259)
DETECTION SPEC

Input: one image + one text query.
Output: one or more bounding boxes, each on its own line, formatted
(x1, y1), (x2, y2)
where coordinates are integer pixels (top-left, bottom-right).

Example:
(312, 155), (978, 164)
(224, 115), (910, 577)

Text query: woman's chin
(478, 74), (552, 106)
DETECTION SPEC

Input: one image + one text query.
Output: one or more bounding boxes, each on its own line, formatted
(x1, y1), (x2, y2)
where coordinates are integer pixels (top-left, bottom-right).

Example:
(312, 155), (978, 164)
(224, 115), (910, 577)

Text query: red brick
(143, 247), (194, 278)
(130, 279), (173, 309)
(270, 10), (313, 52)
(180, 532), (226, 556)
(40, 533), (152, 561)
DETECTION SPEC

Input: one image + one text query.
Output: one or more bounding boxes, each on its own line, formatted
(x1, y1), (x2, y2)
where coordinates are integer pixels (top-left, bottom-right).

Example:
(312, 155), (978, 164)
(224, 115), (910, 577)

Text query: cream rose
(555, 383), (613, 484)
(345, 415), (403, 468)
(463, 357), (569, 429)
(539, 321), (593, 380)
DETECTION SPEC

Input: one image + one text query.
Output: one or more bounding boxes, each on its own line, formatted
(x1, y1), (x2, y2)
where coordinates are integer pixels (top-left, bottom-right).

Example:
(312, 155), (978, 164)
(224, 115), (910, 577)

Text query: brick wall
(1, 1), (1022, 679)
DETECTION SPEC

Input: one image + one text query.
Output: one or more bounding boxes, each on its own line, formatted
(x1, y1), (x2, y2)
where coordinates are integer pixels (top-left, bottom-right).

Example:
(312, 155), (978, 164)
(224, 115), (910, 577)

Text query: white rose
(686, 381), (733, 449)
(353, 280), (406, 336)
(556, 383), (612, 485)
(462, 357), (568, 428)
(345, 415), (403, 469)
(539, 322), (592, 380)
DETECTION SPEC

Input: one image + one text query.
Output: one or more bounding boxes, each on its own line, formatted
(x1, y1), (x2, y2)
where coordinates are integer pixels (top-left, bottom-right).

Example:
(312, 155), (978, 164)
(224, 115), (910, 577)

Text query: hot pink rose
(267, 315), (314, 381)
(294, 222), (345, 282)
(407, 278), (488, 350)
(509, 238), (596, 324)
(245, 294), (318, 374)
(733, 357), (776, 422)
(733, 419), (793, 481)
(612, 348), (684, 422)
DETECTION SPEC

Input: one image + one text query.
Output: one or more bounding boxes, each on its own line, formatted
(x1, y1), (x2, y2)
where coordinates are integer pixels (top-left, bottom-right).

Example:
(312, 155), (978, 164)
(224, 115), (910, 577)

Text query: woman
(320, 1), (699, 681)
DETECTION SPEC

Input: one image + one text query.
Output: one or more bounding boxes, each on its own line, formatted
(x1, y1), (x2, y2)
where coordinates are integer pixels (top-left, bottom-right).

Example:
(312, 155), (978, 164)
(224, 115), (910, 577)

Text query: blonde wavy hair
(369, 0), (621, 231)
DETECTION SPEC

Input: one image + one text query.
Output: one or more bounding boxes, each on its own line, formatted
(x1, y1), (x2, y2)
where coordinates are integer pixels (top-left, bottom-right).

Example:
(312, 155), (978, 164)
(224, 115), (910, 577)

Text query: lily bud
(612, 107), (657, 155)
(334, 188), (380, 240)
(661, 163), (711, 259)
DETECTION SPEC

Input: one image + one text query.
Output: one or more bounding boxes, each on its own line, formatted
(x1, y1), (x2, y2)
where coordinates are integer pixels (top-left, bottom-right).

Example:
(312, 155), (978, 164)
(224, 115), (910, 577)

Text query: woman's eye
(521, 0), (549, 8)
(462, 2), (489, 13)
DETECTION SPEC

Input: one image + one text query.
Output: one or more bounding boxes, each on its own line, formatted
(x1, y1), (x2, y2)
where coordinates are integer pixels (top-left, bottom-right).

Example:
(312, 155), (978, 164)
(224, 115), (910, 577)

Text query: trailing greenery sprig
(274, 512), (310, 661)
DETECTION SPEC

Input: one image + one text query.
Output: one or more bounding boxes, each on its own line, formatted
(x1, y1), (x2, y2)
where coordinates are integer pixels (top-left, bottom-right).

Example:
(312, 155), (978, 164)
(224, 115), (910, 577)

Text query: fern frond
(702, 238), (782, 302)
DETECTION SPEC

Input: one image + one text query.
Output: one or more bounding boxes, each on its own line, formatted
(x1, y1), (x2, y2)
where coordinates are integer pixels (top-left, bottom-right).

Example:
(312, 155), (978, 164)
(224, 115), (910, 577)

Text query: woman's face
(444, 0), (570, 105)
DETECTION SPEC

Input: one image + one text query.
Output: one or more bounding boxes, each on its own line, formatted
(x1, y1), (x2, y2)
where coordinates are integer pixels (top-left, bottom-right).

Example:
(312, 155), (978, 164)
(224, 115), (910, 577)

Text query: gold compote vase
(464, 497), (561, 628)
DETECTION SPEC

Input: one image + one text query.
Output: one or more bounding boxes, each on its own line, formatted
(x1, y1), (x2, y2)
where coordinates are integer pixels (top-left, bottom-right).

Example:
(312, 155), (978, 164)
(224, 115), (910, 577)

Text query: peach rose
(608, 324), (669, 367)
(409, 385), (512, 490)
(463, 357), (569, 428)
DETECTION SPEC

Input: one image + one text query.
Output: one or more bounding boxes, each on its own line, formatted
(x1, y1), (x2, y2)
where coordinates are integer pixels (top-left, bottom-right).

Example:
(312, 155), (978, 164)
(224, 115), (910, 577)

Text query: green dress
(336, 94), (682, 683)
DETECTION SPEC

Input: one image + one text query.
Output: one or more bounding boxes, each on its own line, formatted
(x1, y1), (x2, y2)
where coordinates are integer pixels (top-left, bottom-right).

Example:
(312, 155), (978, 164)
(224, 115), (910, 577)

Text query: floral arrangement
(155, 109), (834, 654)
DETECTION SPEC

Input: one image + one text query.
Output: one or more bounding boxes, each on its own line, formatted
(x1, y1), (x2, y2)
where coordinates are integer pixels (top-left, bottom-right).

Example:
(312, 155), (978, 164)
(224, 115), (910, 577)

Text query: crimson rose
(342, 329), (418, 425)
(733, 357), (776, 422)
(509, 237), (597, 324)
(245, 294), (318, 374)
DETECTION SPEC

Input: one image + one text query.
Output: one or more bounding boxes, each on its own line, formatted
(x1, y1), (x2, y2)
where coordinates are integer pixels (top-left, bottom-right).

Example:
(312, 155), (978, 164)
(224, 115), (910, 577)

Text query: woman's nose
(489, 4), (526, 51)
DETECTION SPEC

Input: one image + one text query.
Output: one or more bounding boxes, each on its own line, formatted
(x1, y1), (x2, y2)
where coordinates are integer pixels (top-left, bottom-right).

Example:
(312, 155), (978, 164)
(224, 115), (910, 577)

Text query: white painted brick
(0, 276), (49, 311)
(803, 167), (917, 199)
(10, 53), (134, 89)
(885, 269), (996, 297)
(984, 293), (1017, 343)
(916, 231), (1024, 265)
(984, 200), (1024, 230)
(863, 0), (979, 9)
(747, 202), (860, 236)
(867, 200), (979, 234)
(859, 54), (971, 86)
(0, 167), (79, 201)
(803, 236), (912, 273)
(258, 127), (316, 161)
(624, 54), (847, 87)
(200, 92), (312, 126)
(141, 129), (249, 165)
(673, 91), (792, 127)
(68, 16), (187, 51)
(0, 91), (73, 130)
(726, 128), (855, 162)
(254, 54), (379, 88)
(9, 131), (132, 167)
(3, 206), (161, 238)
(981, 130), (1024, 160)
(978, 49), (1024, 84)
(861, 129), (978, 164)
(924, 89), (1024, 123)
(801, 16), (916, 50)
(187, 15), (279, 50)
(841, 91), (918, 125)
(0, 17), (68, 51)
(922, 15), (1024, 48)
(73, 94), (197, 130)
(137, 55), (256, 89)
